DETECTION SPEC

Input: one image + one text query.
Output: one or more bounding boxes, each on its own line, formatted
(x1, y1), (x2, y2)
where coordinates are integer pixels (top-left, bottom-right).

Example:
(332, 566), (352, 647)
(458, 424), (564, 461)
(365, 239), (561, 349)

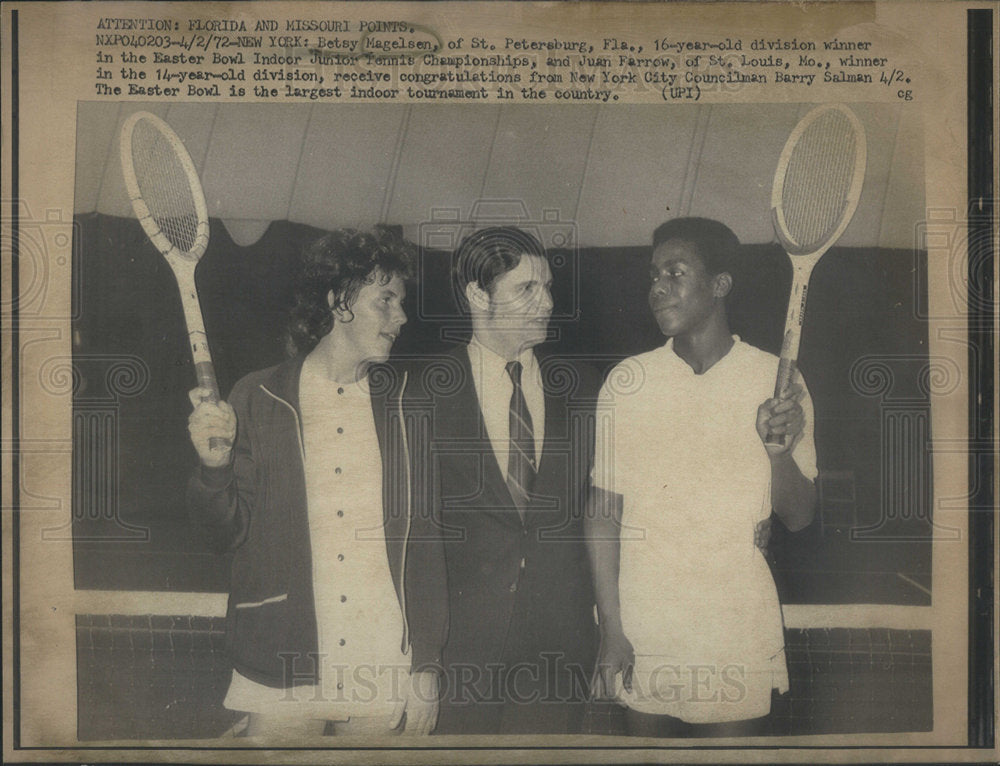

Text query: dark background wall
(72, 213), (934, 604)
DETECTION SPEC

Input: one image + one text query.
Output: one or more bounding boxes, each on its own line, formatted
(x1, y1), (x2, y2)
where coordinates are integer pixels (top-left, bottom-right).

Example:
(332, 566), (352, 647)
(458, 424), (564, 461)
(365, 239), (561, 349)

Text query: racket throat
(780, 261), (817, 357)
(781, 281), (809, 353)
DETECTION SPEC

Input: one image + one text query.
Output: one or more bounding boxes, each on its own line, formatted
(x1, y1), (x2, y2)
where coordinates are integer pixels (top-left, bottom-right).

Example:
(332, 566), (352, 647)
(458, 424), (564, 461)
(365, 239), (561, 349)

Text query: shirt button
(337, 681), (344, 690)
(340, 595), (347, 603)
(335, 467), (342, 475)
(520, 557), (526, 569)
(337, 554), (344, 561)
(339, 638), (346, 646)
(337, 387), (344, 395)
(337, 510), (344, 518)
(337, 427), (343, 434)
(509, 583), (517, 593)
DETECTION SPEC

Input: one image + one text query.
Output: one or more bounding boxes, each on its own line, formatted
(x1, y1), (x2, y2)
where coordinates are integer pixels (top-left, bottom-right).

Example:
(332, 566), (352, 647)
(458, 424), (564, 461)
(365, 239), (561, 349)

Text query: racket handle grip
(195, 361), (232, 451)
(772, 356), (797, 398)
(766, 357), (797, 446)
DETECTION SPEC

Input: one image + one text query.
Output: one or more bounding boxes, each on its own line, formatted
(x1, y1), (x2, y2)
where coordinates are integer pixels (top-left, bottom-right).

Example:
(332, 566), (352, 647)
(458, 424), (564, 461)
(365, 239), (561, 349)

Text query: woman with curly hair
(187, 228), (447, 739)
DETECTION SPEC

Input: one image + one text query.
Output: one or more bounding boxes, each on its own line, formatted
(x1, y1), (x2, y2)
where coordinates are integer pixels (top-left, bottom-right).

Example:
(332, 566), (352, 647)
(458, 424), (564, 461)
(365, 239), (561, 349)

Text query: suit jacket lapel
(522, 365), (566, 528)
(439, 345), (523, 527)
(539, 376), (560, 476)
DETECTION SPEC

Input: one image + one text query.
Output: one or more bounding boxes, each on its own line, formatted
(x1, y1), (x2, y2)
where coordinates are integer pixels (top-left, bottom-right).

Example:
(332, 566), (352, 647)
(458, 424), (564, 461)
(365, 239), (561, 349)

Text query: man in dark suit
(420, 226), (598, 735)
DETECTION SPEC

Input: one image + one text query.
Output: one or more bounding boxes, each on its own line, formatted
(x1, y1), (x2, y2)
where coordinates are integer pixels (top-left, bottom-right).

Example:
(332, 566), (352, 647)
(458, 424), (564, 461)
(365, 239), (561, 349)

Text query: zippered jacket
(187, 355), (448, 688)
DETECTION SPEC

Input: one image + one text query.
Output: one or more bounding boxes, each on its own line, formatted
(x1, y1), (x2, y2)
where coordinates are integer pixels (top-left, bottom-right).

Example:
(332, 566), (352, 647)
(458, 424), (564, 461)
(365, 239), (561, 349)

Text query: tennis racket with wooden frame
(768, 103), (867, 444)
(120, 111), (228, 447)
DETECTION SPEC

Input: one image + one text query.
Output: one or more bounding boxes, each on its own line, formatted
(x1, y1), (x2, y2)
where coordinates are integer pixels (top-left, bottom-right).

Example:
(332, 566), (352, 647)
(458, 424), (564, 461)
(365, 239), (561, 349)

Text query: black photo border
(2, 3), (995, 760)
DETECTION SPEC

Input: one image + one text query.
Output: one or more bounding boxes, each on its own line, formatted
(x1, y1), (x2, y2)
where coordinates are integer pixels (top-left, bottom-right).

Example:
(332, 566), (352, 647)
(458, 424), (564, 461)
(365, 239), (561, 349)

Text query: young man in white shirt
(585, 217), (817, 737)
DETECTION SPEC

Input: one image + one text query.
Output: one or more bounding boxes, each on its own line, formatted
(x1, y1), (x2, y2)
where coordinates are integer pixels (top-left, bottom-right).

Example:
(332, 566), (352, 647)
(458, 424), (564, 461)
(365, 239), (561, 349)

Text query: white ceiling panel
(75, 101), (925, 249)
(879, 110), (925, 251)
(387, 105), (501, 228)
(841, 102), (903, 248)
(202, 104), (307, 221)
(480, 106), (598, 239)
(74, 102), (124, 216)
(290, 105), (408, 230)
(687, 103), (804, 246)
(578, 105), (698, 248)
(161, 102), (219, 170)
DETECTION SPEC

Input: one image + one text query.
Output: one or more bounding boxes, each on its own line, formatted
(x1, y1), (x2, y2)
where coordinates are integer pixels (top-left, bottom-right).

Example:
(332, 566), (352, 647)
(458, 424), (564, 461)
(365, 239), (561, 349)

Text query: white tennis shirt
(592, 337), (818, 722)
(224, 358), (409, 721)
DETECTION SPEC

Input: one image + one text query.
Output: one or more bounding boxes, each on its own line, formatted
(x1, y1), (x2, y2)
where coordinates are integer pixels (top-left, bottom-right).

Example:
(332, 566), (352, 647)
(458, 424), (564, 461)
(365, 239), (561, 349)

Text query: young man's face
(648, 239), (725, 338)
(335, 269), (407, 364)
(483, 254), (554, 352)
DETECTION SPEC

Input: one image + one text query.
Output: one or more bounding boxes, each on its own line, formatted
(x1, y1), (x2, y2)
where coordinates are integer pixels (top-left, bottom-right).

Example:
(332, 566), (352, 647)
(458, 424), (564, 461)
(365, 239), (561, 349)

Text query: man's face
(336, 269), (407, 364)
(483, 254), (554, 351)
(648, 239), (723, 338)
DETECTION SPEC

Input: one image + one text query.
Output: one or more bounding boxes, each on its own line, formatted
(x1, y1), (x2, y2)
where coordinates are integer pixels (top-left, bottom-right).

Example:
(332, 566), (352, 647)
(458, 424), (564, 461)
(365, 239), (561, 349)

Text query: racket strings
(780, 111), (858, 250)
(131, 119), (200, 254)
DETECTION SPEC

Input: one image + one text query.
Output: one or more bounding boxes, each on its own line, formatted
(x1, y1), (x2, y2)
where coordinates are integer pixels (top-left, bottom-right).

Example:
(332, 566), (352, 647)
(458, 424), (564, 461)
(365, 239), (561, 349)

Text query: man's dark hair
(453, 226), (547, 311)
(652, 217), (740, 276)
(288, 226), (414, 354)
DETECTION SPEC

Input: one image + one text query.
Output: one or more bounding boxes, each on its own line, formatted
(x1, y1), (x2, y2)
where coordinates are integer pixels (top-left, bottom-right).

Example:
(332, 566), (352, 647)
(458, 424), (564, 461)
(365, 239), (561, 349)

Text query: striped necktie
(505, 360), (536, 519)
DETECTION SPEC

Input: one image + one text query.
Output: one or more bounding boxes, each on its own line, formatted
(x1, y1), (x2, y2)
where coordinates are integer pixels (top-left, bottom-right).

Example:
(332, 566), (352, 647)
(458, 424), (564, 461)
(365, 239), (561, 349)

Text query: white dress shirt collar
(468, 335), (537, 382)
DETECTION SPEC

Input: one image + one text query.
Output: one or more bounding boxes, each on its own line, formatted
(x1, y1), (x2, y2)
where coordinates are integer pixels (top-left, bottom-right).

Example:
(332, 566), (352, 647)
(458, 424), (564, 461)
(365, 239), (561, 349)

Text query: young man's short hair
(288, 226), (414, 354)
(453, 226), (547, 311)
(652, 217), (740, 276)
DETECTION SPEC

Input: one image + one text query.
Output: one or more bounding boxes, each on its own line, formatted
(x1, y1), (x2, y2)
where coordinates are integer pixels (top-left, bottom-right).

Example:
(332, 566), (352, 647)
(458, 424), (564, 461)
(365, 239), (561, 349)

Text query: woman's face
(332, 269), (407, 366)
